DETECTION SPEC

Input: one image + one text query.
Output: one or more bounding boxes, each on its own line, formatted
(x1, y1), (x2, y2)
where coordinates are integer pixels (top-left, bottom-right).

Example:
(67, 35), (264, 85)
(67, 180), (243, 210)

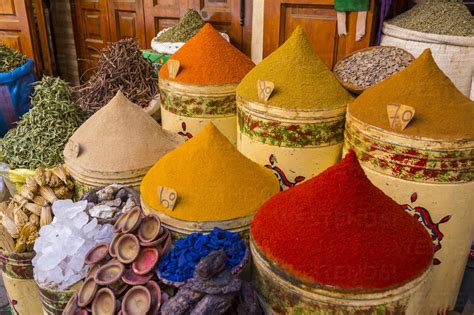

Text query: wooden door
(72, 0), (110, 80)
(143, 0), (252, 56)
(107, 0), (146, 47)
(0, 0), (36, 61)
(263, 0), (376, 69)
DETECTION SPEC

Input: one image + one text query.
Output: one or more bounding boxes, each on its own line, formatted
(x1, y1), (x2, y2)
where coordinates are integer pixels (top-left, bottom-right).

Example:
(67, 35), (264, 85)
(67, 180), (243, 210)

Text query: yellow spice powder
(140, 123), (280, 222)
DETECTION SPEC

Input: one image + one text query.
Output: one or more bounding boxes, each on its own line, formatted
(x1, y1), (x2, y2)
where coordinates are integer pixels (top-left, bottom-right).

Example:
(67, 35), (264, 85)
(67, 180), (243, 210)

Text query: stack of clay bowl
(63, 91), (177, 198)
(63, 209), (172, 315)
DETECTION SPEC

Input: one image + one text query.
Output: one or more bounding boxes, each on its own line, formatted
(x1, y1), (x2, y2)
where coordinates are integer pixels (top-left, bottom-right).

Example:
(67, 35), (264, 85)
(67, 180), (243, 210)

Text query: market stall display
(381, 0), (474, 98)
(63, 211), (172, 315)
(2, 76), (84, 170)
(0, 44), (35, 137)
(140, 123), (279, 238)
(333, 46), (414, 93)
(63, 91), (177, 197)
(0, 166), (75, 314)
(159, 23), (255, 144)
(160, 250), (261, 315)
(33, 199), (114, 314)
(76, 39), (159, 117)
(236, 26), (353, 190)
(345, 49), (474, 314)
(250, 151), (433, 313)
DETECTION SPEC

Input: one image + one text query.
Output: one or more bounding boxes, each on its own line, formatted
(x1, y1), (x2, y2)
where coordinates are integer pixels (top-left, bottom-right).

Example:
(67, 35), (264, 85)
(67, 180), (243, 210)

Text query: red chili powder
(159, 23), (255, 85)
(251, 151), (433, 290)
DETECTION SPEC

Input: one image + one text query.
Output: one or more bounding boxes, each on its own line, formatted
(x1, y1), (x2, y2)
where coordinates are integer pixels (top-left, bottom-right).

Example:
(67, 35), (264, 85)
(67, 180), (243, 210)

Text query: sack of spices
(381, 0), (474, 98)
(0, 44), (36, 136)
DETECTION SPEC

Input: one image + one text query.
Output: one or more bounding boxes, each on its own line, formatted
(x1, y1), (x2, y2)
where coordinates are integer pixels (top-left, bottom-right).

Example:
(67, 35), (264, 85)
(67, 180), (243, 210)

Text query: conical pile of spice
(251, 151), (433, 290)
(349, 49), (474, 140)
(236, 26), (353, 109)
(64, 91), (177, 184)
(141, 123), (279, 222)
(159, 23), (255, 85)
(154, 9), (205, 43)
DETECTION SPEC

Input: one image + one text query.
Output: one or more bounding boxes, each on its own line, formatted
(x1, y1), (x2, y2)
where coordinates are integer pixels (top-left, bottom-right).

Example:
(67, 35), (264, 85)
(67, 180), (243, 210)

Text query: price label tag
(167, 60), (180, 79)
(157, 186), (177, 210)
(387, 104), (415, 131)
(257, 80), (275, 102)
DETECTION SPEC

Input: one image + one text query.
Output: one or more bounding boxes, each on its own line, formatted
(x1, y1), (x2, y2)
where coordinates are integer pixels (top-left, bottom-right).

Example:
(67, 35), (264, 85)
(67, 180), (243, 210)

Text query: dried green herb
(155, 9), (205, 43)
(389, 0), (473, 36)
(2, 76), (85, 169)
(0, 44), (27, 72)
(76, 38), (158, 116)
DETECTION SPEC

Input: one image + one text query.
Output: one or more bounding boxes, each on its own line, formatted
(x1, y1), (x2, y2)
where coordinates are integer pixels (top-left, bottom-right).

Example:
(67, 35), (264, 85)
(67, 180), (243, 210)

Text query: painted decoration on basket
(402, 192), (451, 265)
(265, 154), (305, 191)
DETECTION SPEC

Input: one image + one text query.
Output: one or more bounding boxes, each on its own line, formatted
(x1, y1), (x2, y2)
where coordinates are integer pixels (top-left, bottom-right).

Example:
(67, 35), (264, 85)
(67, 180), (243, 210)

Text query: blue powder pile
(157, 227), (246, 282)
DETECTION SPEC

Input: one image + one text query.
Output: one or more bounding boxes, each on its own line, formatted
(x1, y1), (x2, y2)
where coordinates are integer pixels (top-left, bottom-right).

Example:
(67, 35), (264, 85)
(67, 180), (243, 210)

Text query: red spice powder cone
(251, 150), (434, 291)
(159, 23), (255, 85)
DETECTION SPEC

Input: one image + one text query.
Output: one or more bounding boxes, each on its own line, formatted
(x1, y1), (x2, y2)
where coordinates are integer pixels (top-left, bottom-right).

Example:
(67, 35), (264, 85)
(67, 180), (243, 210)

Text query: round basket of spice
(333, 46), (414, 94)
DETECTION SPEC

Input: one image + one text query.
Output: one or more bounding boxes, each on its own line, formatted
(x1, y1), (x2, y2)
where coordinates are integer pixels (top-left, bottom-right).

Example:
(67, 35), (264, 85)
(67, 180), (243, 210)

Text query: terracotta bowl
(63, 292), (78, 315)
(145, 280), (161, 314)
(121, 207), (142, 233)
(75, 309), (88, 315)
(113, 211), (130, 233)
(122, 268), (153, 285)
(92, 287), (116, 315)
(140, 228), (169, 248)
(77, 277), (98, 307)
(121, 286), (151, 315)
(88, 264), (101, 279)
(138, 215), (161, 243)
(115, 233), (140, 264)
(109, 233), (121, 258)
(94, 261), (125, 285)
(132, 247), (159, 275)
(109, 279), (129, 296)
(84, 243), (109, 265)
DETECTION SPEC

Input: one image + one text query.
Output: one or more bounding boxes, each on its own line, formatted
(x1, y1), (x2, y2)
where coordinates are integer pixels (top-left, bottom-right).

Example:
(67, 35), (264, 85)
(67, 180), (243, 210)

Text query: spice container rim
(250, 237), (431, 298)
(159, 77), (239, 94)
(346, 111), (474, 146)
(333, 46), (415, 94)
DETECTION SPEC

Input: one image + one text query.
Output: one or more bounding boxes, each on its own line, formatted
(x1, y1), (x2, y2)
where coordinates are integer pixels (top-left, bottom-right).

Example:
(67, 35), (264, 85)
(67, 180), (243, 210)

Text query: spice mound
(159, 23), (255, 85)
(141, 123), (279, 222)
(388, 0), (474, 37)
(0, 44), (27, 72)
(76, 38), (158, 116)
(158, 228), (246, 282)
(236, 26), (353, 109)
(348, 49), (474, 140)
(334, 47), (414, 91)
(251, 151), (433, 290)
(2, 76), (84, 169)
(155, 9), (205, 43)
(64, 91), (176, 174)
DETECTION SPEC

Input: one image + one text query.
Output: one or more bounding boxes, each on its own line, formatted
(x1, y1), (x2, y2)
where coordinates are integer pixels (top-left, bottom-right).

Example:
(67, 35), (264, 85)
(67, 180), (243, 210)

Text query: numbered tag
(387, 104), (415, 131)
(167, 60), (180, 79)
(257, 80), (275, 102)
(157, 186), (178, 210)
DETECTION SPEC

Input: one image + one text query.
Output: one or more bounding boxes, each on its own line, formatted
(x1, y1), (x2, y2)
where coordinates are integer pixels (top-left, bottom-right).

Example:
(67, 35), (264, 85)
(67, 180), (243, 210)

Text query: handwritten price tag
(157, 186), (178, 210)
(257, 80), (275, 102)
(167, 60), (180, 79)
(387, 104), (415, 131)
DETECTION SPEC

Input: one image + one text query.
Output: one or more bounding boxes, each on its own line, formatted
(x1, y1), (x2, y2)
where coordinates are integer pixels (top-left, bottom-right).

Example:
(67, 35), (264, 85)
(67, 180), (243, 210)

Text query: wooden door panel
(107, 0), (146, 47)
(0, 31), (22, 50)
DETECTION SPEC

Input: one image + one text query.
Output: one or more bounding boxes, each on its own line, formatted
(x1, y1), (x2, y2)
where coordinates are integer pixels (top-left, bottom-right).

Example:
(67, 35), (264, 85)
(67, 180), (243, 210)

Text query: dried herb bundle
(155, 9), (205, 43)
(2, 76), (84, 169)
(0, 44), (27, 72)
(76, 39), (158, 116)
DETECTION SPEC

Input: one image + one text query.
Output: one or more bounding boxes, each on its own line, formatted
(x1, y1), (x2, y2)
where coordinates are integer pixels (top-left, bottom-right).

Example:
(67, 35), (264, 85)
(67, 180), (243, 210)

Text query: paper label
(257, 80), (275, 102)
(167, 60), (180, 79)
(387, 103), (415, 131)
(157, 186), (177, 210)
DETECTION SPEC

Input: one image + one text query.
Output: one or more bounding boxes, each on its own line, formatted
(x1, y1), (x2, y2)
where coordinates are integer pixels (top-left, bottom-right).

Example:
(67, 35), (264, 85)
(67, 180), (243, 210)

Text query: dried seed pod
(20, 185), (36, 201)
(66, 179), (75, 191)
(32, 196), (47, 206)
(0, 202), (7, 216)
(14, 208), (29, 229)
(34, 167), (46, 186)
(51, 166), (68, 184)
(12, 194), (28, 208)
(48, 174), (62, 188)
(44, 170), (53, 186)
(39, 186), (58, 204)
(53, 186), (72, 199)
(1, 214), (19, 238)
(24, 203), (42, 216)
(40, 206), (52, 227)
(29, 214), (40, 226)
(25, 176), (38, 192)
(14, 241), (26, 253)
